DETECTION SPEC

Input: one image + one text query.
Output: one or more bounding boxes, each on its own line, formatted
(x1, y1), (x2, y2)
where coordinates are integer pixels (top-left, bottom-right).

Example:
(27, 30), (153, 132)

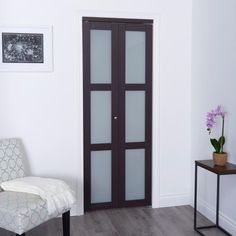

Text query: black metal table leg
(194, 162), (198, 230)
(216, 174), (220, 227)
(194, 163), (207, 236)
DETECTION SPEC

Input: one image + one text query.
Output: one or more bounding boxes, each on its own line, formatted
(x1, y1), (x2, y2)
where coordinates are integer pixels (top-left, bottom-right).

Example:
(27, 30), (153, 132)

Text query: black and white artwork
(2, 33), (44, 63)
(0, 26), (52, 71)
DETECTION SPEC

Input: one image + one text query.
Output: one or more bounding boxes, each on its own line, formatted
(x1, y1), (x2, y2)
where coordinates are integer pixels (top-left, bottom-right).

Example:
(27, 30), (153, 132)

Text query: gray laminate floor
(0, 205), (228, 236)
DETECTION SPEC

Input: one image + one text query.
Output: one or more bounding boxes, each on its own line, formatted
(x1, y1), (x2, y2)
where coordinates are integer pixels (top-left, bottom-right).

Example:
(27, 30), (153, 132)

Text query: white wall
(0, 0), (192, 214)
(192, 0), (236, 234)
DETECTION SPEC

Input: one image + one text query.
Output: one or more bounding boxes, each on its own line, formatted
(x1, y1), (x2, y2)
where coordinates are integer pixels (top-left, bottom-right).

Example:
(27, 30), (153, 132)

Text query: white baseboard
(196, 199), (236, 235)
(159, 192), (191, 208)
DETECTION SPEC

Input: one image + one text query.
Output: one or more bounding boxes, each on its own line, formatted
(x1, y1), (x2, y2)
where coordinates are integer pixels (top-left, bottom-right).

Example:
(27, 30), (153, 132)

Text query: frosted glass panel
(91, 91), (111, 144)
(126, 31), (146, 84)
(91, 151), (112, 203)
(125, 149), (145, 200)
(91, 30), (111, 84)
(126, 91), (145, 142)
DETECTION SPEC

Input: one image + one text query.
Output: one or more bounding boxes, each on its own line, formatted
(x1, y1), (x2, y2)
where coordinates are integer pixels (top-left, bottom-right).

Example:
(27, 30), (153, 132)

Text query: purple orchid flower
(206, 106), (226, 134)
(214, 105), (226, 118)
(206, 105), (226, 154)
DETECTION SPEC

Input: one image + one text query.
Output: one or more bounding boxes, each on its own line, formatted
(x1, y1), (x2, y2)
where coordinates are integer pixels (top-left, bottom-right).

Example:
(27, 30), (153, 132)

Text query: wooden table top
(196, 160), (236, 175)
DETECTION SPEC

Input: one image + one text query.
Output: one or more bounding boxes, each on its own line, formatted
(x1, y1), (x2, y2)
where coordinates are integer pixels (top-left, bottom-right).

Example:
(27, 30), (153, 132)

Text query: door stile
(145, 24), (153, 205)
(83, 21), (91, 211)
(111, 23), (119, 208)
(117, 23), (126, 207)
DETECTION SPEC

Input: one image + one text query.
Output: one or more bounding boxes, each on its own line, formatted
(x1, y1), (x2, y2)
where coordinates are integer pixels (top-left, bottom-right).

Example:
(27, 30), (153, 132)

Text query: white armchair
(0, 138), (71, 236)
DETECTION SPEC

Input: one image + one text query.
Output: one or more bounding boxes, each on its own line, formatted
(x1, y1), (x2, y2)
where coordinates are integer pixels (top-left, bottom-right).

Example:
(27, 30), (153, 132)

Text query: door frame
(83, 17), (154, 211)
(75, 11), (161, 214)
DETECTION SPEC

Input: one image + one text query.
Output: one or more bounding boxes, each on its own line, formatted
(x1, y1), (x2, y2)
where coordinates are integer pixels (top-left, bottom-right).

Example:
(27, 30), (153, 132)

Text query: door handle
(113, 116), (118, 120)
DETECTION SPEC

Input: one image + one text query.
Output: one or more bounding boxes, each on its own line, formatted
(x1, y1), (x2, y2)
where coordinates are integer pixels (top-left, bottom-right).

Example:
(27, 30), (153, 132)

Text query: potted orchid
(206, 105), (227, 166)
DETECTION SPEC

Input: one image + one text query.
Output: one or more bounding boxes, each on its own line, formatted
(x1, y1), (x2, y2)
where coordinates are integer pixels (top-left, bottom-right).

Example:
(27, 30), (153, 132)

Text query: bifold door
(83, 17), (153, 211)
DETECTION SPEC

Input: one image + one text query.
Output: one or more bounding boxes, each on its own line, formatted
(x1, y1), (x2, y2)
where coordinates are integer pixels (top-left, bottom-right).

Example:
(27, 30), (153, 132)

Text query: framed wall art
(0, 26), (53, 72)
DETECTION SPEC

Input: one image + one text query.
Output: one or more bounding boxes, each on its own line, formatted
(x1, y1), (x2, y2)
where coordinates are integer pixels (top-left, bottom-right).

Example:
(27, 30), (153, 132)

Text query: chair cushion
(0, 139), (25, 188)
(0, 191), (49, 235)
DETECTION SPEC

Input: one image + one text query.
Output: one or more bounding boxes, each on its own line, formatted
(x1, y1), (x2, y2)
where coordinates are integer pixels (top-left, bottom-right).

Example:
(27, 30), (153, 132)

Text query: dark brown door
(83, 17), (153, 211)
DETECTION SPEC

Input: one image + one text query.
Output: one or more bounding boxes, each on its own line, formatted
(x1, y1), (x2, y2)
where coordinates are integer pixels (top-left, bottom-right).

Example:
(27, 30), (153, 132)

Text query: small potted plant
(206, 105), (227, 166)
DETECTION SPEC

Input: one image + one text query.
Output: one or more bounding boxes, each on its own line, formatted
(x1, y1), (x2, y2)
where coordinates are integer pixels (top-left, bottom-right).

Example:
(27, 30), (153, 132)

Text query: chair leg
(62, 210), (70, 236)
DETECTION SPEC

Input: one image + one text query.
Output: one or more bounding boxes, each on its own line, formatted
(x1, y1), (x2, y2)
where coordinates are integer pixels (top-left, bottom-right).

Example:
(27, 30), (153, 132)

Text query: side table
(194, 160), (236, 236)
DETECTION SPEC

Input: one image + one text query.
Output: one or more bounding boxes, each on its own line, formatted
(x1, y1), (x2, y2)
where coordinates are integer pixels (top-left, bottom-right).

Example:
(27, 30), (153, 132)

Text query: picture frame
(0, 25), (53, 72)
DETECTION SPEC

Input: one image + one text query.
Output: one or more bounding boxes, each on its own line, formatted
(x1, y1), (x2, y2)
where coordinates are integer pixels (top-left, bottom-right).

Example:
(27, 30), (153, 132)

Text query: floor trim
(159, 192), (191, 207)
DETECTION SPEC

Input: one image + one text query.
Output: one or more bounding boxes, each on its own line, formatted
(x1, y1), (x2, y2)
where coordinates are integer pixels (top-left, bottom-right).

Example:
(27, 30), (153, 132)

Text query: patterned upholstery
(0, 138), (25, 188)
(0, 138), (70, 235)
(0, 191), (49, 235)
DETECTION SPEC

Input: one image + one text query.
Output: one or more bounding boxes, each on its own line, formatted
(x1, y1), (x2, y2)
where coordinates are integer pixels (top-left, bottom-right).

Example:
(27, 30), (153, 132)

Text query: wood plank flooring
(0, 205), (227, 236)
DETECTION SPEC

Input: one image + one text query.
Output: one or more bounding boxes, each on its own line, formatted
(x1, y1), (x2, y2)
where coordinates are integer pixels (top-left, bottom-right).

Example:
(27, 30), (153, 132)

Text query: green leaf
(210, 139), (221, 153)
(218, 136), (225, 152)
(218, 136), (225, 146)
